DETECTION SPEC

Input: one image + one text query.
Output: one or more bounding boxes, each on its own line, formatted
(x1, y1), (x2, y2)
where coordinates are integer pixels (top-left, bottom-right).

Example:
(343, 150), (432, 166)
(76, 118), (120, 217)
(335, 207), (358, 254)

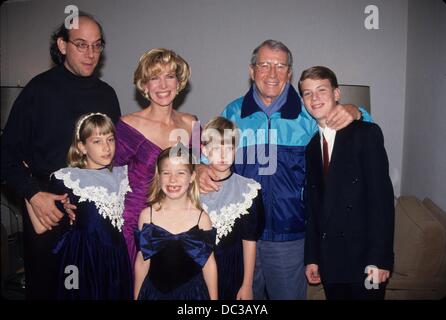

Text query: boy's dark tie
(323, 135), (329, 176)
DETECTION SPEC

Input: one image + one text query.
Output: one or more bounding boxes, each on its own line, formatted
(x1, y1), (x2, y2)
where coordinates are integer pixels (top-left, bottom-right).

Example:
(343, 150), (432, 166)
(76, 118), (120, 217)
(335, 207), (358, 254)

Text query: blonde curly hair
(134, 48), (191, 100)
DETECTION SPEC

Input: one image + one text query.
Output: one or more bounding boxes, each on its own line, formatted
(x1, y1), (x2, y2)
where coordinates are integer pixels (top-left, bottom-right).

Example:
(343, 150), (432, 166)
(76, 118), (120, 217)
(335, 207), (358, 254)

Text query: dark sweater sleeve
(47, 174), (76, 214)
(1, 84), (40, 200)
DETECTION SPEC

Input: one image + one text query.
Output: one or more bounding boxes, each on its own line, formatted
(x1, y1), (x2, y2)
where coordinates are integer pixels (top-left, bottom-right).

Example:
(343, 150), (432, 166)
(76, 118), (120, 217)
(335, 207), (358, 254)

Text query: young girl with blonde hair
(200, 116), (264, 300)
(30, 113), (133, 299)
(134, 146), (218, 300)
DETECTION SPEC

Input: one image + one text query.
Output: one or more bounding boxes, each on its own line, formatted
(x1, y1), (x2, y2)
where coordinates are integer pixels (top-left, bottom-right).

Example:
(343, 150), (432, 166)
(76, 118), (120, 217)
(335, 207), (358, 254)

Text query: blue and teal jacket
(222, 84), (370, 241)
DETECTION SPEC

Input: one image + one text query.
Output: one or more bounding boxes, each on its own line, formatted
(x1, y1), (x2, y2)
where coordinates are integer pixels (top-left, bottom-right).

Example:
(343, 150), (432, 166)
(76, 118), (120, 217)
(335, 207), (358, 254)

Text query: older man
(1, 12), (121, 299)
(199, 40), (370, 299)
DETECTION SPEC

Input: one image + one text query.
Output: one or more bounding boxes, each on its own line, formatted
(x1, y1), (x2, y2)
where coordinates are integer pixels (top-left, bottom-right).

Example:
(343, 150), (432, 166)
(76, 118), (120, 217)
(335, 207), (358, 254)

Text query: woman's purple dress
(114, 119), (162, 266)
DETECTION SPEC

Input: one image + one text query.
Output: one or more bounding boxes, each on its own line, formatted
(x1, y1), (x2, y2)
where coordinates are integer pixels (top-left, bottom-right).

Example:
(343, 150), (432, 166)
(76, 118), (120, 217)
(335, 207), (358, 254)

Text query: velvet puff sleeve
(240, 190), (265, 241)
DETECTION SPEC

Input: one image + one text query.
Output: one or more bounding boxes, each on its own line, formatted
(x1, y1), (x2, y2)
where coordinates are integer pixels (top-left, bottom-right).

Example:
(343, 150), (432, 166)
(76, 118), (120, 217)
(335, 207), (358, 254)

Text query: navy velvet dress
(200, 173), (265, 300)
(49, 167), (133, 300)
(135, 212), (216, 300)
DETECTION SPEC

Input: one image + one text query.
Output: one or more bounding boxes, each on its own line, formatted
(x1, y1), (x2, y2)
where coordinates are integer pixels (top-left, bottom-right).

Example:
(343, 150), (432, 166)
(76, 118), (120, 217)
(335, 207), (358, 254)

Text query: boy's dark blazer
(304, 120), (395, 284)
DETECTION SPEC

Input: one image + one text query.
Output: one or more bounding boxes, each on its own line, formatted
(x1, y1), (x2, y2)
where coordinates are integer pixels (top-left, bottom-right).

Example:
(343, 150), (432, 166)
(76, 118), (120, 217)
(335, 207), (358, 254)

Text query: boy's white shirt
(318, 126), (336, 163)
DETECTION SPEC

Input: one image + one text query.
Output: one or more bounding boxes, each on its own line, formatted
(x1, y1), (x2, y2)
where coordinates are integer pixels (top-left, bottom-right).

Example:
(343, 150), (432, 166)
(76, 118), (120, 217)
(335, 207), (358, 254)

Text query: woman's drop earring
(144, 89), (150, 101)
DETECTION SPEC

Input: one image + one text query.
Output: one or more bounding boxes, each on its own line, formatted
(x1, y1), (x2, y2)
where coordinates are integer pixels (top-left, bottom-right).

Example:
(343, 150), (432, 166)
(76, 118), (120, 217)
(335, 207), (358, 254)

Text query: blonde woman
(115, 48), (198, 266)
(31, 113), (133, 299)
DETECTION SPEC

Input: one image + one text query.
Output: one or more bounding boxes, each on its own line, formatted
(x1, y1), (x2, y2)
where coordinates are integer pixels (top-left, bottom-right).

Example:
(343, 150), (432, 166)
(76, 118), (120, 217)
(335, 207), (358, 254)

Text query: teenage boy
(300, 66), (394, 300)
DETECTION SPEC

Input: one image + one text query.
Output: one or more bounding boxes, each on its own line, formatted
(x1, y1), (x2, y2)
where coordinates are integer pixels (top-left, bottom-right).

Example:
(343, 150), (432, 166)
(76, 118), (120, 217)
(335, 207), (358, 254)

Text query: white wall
(402, 0), (446, 210)
(1, 0), (409, 195)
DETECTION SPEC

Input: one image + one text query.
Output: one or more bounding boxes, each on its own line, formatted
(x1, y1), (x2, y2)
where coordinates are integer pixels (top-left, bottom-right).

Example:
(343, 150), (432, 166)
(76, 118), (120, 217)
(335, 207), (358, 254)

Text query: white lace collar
(53, 166), (131, 231)
(200, 173), (261, 244)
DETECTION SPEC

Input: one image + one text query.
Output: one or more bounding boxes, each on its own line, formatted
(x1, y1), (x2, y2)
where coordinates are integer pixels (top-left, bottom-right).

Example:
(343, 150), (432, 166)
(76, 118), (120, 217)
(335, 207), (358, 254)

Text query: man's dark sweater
(1, 64), (121, 199)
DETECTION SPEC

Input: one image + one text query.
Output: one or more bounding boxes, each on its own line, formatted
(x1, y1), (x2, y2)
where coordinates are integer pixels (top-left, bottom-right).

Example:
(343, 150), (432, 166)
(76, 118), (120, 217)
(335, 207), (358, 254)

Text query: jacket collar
(240, 83), (302, 119)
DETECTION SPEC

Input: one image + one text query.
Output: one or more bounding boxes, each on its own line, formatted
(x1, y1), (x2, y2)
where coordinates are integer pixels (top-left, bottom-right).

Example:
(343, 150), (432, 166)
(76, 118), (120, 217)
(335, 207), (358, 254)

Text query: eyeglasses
(256, 61), (289, 73)
(255, 61), (289, 73)
(67, 40), (104, 53)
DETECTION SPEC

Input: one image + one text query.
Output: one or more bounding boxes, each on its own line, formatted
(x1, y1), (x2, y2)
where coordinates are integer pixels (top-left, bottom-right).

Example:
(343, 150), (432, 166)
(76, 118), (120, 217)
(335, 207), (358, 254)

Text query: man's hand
(196, 164), (221, 193)
(29, 192), (66, 230)
(326, 104), (361, 130)
(305, 264), (321, 284)
(61, 197), (77, 223)
(367, 266), (391, 284)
